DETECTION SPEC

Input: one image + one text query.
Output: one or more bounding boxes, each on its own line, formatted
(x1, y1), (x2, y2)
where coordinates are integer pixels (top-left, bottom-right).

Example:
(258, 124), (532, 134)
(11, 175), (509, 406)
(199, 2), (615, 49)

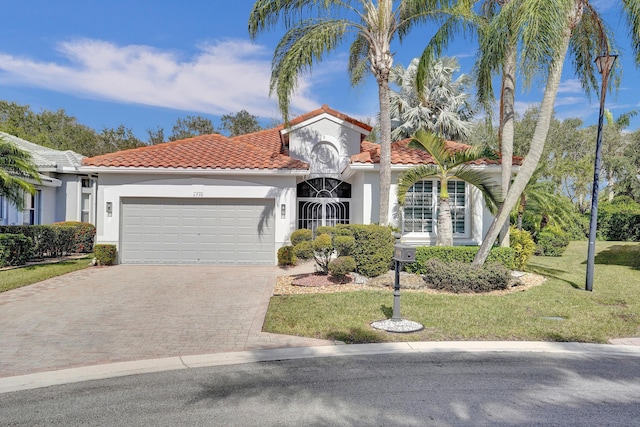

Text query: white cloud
(0, 38), (323, 118)
(557, 79), (584, 94)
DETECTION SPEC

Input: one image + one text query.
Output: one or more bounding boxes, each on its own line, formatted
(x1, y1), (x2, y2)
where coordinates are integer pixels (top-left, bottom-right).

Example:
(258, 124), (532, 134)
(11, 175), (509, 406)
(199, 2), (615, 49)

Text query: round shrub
(277, 245), (297, 266)
(315, 226), (335, 237)
(510, 226), (536, 270)
(290, 228), (312, 246)
(339, 224), (394, 277)
(328, 256), (356, 278)
(94, 244), (117, 266)
(423, 259), (511, 293)
(293, 240), (314, 260)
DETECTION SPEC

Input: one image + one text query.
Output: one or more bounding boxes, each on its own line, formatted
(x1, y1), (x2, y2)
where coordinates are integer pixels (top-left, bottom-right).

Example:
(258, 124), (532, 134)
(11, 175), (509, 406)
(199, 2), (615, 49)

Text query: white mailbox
(394, 243), (416, 262)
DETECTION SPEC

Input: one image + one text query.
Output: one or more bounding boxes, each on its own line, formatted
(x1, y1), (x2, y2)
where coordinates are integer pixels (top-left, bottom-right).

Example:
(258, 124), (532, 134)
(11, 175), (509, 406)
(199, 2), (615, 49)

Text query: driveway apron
(0, 265), (330, 378)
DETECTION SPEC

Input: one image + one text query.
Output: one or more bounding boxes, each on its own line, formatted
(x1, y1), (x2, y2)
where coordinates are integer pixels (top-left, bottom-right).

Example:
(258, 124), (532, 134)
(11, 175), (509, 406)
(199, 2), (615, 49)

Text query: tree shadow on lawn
(592, 245), (640, 270)
(527, 264), (582, 290)
(326, 327), (387, 344)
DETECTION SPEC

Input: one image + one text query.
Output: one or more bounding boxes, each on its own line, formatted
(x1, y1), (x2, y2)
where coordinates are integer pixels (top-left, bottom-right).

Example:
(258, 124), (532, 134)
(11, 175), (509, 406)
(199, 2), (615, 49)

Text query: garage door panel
(121, 198), (274, 264)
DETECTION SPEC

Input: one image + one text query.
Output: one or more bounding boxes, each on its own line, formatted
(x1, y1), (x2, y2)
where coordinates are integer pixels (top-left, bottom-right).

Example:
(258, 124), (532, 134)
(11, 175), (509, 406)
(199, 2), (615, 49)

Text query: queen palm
(389, 56), (475, 142)
(468, 0), (640, 265)
(0, 137), (40, 210)
(248, 0), (466, 226)
(397, 129), (501, 246)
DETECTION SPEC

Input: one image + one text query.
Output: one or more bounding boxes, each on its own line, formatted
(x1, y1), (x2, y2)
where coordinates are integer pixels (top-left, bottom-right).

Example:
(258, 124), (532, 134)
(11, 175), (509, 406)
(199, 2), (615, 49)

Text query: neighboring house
(0, 132), (95, 226)
(81, 105), (518, 265)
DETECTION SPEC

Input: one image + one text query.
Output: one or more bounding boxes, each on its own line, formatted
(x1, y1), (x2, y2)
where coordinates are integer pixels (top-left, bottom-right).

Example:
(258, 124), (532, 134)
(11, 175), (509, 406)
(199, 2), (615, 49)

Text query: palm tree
(389, 56), (475, 142)
(0, 136), (40, 210)
(248, 0), (466, 226)
(397, 129), (501, 246)
(470, 0), (640, 266)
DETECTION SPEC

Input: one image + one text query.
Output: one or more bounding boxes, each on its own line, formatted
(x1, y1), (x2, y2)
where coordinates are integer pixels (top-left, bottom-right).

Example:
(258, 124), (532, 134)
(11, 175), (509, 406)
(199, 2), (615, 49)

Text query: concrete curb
(2, 341), (640, 394)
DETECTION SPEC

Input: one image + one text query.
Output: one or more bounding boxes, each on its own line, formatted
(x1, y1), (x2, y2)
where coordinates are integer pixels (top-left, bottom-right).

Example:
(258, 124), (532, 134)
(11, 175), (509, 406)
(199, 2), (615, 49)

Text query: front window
(403, 179), (467, 235)
(23, 191), (40, 225)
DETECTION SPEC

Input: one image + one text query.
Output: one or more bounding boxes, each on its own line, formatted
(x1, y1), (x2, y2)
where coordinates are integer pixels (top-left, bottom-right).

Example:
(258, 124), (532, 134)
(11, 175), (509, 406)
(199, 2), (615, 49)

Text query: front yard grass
(0, 256), (92, 293)
(263, 241), (640, 344)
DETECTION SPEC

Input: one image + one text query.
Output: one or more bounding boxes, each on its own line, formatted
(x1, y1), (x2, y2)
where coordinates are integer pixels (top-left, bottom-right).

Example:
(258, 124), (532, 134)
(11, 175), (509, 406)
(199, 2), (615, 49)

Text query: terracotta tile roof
(353, 139), (523, 166)
(231, 125), (285, 154)
(287, 104), (372, 132)
(82, 132), (308, 170)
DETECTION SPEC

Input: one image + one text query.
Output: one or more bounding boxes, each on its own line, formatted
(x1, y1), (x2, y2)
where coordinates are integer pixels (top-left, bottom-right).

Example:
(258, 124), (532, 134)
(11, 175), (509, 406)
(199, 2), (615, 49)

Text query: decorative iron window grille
(297, 178), (351, 232)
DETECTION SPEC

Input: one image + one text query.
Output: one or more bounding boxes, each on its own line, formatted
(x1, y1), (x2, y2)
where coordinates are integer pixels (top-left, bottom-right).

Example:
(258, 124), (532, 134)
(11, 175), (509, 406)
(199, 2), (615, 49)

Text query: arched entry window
(297, 178), (351, 232)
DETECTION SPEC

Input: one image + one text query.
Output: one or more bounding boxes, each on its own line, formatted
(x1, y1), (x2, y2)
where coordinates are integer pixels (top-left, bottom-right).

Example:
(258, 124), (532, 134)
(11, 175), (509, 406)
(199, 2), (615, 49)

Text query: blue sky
(0, 1), (638, 142)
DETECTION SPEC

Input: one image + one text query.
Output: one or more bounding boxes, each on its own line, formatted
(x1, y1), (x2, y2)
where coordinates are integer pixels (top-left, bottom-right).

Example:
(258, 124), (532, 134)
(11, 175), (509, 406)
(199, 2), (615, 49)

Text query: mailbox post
(392, 244), (416, 321)
(371, 241), (423, 333)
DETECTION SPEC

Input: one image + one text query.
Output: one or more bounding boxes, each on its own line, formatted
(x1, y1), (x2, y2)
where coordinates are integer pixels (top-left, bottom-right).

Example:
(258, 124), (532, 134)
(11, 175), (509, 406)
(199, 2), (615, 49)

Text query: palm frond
(270, 18), (349, 121)
(0, 137), (39, 210)
(451, 165), (502, 212)
(622, 0), (640, 64)
(397, 164), (442, 205)
(348, 33), (369, 86)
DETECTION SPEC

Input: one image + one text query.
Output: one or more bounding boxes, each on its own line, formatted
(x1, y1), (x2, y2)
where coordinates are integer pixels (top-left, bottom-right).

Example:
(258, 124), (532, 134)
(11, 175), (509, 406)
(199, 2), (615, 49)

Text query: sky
(0, 1), (638, 142)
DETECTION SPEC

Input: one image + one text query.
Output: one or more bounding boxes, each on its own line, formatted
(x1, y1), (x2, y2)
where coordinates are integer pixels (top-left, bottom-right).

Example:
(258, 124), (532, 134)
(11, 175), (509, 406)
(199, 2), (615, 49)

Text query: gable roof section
(285, 104), (372, 133)
(82, 132), (308, 170)
(1, 131), (84, 171)
(352, 139), (523, 166)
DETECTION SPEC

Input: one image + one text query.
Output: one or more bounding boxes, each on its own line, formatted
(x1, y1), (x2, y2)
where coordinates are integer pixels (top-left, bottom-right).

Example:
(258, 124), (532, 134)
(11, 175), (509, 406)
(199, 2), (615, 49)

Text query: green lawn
(264, 241), (640, 344)
(0, 256), (93, 293)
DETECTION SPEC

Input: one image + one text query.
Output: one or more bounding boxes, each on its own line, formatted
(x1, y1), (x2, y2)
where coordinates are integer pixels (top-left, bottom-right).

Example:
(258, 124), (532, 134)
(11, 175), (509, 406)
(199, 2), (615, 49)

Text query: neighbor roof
(1, 131), (84, 170)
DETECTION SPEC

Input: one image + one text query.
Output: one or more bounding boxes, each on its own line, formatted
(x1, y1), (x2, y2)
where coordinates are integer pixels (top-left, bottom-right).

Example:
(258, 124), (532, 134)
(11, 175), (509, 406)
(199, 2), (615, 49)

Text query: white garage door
(120, 198), (275, 264)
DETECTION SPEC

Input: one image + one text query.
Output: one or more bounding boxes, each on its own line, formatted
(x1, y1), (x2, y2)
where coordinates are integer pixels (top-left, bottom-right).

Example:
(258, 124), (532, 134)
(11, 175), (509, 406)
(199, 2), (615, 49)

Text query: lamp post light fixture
(586, 53), (618, 292)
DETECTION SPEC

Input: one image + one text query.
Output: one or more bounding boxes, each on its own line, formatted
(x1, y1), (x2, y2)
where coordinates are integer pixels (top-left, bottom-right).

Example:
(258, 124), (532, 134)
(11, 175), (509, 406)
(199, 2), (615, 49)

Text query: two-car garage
(119, 198), (275, 265)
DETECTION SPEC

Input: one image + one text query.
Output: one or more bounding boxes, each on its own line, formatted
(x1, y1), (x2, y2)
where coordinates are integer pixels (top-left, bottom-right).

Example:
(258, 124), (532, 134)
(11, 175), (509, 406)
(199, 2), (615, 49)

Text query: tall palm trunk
(378, 78), (392, 226)
(498, 42), (516, 247)
(437, 196), (453, 246)
(473, 26), (572, 266)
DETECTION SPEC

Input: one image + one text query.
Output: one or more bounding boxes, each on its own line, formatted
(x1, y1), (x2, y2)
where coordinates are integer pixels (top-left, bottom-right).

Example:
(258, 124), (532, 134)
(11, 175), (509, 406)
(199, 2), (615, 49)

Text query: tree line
(0, 100), (267, 157)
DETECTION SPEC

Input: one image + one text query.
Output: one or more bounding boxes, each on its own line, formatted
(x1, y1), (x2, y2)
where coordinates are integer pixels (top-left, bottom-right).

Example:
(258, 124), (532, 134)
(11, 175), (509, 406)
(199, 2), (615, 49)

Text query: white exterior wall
(94, 172), (298, 263)
(55, 175), (81, 223)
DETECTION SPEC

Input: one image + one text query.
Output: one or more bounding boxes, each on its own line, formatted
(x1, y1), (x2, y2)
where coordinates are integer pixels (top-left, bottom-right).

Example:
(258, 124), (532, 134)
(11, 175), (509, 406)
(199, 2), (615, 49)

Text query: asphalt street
(2, 351), (639, 426)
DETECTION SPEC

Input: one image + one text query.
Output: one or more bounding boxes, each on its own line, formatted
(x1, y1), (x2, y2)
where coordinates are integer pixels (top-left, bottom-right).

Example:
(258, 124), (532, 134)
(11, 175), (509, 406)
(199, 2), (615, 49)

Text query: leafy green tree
(389, 57), (475, 141)
(248, 0), (465, 226)
(0, 137), (40, 210)
(617, 129), (640, 202)
(219, 110), (263, 136)
(147, 126), (166, 145)
(601, 110), (637, 201)
(169, 115), (215, 141)
(472, 1), (640, 266)
(98, 126), (145, 154)
(397, 130), (501, 246)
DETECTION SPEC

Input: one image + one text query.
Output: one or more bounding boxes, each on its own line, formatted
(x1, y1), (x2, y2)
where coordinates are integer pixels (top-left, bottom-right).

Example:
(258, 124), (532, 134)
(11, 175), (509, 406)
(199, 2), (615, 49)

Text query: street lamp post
(586, 54), (618, 292)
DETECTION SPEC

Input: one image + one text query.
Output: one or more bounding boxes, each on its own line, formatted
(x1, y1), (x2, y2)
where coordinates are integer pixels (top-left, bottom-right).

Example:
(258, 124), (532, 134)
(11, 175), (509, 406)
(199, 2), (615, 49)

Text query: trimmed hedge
(598, 198), (640, 241)
(53, 221), (96, 253)
(0, 233), (34, 267)
(336, 224), (394, 278)
(423, 259), (511, 293)
(404, 246), (515, 274)
(535, 229), (570, 256)
(290, 228), (313, 246)
(94, 244), (117, 266)
(0, 222), (95, 259)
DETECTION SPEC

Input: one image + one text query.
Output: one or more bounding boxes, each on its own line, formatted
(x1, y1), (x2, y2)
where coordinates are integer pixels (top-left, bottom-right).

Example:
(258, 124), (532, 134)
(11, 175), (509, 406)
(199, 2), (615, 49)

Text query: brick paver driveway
(0, 265), (330, 378)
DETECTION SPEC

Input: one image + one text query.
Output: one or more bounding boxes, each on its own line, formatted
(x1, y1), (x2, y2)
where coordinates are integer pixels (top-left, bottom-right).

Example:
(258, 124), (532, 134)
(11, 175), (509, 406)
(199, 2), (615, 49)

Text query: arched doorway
(297, 178), (351, 232)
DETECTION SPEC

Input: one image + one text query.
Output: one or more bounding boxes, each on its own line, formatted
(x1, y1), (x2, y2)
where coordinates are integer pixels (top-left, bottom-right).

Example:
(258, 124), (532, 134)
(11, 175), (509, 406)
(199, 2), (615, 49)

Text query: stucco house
(81, 105), (515, 265)
(0, 132), (95, 226)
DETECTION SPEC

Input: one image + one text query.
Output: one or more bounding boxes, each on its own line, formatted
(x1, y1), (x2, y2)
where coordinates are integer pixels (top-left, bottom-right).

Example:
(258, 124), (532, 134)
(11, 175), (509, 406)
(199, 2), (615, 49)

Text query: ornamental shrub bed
(0, 233), (34, 267)
(423, 259), (511, 293)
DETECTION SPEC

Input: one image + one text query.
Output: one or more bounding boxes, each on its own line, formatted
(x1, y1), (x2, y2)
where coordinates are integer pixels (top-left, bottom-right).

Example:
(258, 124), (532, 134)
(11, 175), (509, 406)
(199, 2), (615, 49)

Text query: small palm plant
(397, 129), (502, 246)
(0, 136), (40, 210)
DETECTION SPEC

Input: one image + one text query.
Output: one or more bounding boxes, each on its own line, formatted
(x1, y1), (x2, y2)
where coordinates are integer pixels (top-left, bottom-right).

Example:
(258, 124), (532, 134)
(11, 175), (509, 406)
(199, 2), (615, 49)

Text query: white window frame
(402, 179), (470, 239)
(22, 190), (41, 225)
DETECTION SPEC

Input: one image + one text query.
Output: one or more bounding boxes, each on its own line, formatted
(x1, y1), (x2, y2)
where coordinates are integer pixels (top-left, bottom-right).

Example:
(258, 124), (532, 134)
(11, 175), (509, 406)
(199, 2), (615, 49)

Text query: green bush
(313, 233), (334, 274)
(535, 228), (570, 256)
(94, 244), (117, 266)
(0, 225), (55, 258)
(510, 227), (536, 270)
(333, 235), (355, 257)
(328, 256), (356, 278)
(290, 228), (313, 246)
(293, 240), (314, 260)
(52, 226), (76, 257)
(277, 245), (297, 266)
(315, 226), (335, 237)
(336, 224), (394, 278)
(404, 246), (515, 274)
(53, 221), (96, 253)
(598, 197), (640, 241)
(0, 233), (34, 267)
(423, 259), (511, 293)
